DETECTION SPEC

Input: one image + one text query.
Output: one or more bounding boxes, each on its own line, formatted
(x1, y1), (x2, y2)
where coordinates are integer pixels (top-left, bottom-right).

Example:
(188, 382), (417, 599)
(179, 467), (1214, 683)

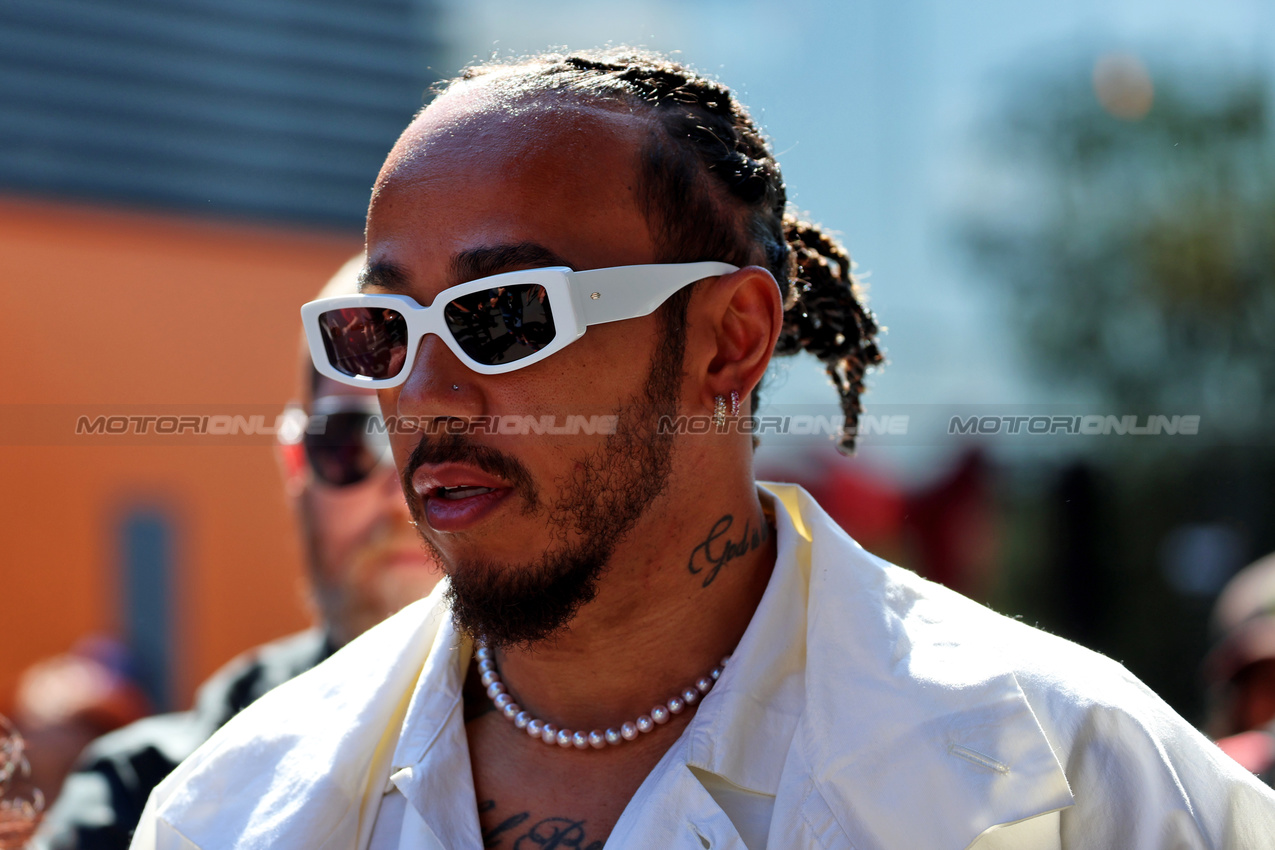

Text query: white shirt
(368, 485), (806, 850)
(132, 484), (1275, 849)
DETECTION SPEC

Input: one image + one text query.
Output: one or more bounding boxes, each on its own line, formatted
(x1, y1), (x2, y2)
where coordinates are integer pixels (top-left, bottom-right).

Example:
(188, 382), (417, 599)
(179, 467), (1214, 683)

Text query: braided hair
(444, 48), (884, 453)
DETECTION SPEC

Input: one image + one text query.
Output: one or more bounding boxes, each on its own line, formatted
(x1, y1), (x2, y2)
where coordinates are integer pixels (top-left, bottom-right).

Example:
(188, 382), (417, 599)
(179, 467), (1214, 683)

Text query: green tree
(963, 57), (1275, 722)
(966, 62), (1275, 440)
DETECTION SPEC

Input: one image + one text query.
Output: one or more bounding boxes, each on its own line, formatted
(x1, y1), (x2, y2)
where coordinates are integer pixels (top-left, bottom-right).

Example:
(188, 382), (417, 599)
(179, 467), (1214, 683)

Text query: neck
(485, 471), (776, 733)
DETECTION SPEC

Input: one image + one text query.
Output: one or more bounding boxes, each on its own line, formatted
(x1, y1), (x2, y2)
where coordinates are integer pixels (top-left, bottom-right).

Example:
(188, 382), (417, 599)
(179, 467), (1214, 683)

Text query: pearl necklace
(476, 644), (729, 750)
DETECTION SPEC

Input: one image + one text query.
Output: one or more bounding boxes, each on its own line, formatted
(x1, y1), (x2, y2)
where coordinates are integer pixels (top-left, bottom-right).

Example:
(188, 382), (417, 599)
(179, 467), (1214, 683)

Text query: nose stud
(452, 384), (460, 391)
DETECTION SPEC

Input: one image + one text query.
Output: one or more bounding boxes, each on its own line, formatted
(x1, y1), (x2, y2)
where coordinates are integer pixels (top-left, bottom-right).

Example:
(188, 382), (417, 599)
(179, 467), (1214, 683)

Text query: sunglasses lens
(444, 284), (556, 367)
(316, 307), (409, 381)
(303, 412), (391, 487)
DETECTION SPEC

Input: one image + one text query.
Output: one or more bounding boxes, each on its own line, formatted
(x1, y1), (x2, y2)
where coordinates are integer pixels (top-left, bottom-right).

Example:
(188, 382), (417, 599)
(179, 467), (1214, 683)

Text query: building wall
(0, 195), (360, 710)
(0, 0), (441, 228)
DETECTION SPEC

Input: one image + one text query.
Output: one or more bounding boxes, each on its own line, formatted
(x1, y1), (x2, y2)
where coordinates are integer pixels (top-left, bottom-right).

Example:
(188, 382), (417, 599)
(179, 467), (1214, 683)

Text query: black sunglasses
(281, 400), (393, 488)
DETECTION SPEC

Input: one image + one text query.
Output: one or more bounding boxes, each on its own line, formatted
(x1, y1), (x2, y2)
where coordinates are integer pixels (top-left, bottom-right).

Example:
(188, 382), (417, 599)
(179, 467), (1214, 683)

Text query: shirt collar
(146, 586), (450, 850)
(390, 613), (469, 772)
(388, 482), (1073, 849)
(388, 485), (811, 790)
(383, 488), (808, 843)
(385, 611), (489, 847)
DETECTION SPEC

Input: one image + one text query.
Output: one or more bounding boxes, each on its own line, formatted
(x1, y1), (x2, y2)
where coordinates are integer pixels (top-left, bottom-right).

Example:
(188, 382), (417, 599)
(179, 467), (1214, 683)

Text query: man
(38, 257), (441, 849)
(1206, 552), (1275, 784)
(9, 637), (151, 809)
(133, 50), (1275, 849)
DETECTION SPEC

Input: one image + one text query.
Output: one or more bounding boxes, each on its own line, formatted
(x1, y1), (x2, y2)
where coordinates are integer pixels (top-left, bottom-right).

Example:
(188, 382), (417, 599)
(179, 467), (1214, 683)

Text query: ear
(276, 439), (308, 499)
(687, 265), (783, 413)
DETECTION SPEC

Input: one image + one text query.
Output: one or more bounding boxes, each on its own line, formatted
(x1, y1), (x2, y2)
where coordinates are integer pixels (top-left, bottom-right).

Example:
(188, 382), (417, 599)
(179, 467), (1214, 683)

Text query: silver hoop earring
(713, 394), (728, 427)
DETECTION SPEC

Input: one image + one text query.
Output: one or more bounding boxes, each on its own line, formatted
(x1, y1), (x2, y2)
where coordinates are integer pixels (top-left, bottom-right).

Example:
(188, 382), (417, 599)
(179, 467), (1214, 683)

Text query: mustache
(402, 430), (539, 512)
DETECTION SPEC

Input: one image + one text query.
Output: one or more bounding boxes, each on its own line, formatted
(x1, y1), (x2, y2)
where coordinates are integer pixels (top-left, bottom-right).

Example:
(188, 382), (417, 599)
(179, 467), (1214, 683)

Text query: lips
(411, 463), (513, 533)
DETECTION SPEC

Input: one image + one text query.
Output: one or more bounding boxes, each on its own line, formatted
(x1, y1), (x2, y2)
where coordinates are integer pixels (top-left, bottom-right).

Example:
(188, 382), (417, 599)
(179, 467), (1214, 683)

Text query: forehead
(365, 86), (659, 296)
(378, 81), (648, 186)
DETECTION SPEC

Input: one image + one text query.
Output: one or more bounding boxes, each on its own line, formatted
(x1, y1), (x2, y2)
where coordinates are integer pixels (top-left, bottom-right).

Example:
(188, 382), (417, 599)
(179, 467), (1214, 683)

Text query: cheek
(305, 490), (378, 564)
(526, 320), (661, 405)
(388, 430), (417, 475)
(378, 388), (413, 468)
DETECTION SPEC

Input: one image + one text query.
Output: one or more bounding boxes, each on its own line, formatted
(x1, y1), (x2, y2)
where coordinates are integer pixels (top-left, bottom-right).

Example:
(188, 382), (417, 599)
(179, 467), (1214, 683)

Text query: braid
(448, 49), (884, 453)
(779, 217), (884, 453)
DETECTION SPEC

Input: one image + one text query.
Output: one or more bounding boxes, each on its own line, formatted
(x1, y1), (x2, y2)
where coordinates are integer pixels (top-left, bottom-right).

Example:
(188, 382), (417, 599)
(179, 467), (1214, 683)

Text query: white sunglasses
(301, 262), (737, 388)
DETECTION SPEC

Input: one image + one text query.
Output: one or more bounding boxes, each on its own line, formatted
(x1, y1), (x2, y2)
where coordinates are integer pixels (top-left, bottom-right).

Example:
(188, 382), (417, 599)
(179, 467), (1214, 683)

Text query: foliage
(964, 58), (1275, 722)
(964, 63), (1275, 442)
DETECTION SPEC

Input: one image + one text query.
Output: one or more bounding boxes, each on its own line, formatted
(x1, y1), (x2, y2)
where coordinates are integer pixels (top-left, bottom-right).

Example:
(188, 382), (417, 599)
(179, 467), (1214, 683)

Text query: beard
(403, 326), (684, 649)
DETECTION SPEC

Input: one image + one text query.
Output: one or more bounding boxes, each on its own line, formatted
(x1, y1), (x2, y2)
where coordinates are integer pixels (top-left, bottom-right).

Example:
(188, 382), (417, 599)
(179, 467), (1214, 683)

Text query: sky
(435, 0), (1275, 480)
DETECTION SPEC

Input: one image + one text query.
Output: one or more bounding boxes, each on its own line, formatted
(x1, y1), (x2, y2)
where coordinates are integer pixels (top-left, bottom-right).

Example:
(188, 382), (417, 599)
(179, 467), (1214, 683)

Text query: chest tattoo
(479, 799), (605, 849)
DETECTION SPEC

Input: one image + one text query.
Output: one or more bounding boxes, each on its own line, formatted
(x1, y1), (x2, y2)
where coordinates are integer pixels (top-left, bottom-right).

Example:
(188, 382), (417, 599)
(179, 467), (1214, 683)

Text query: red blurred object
(1215, 729), (1275, 776)
(11, 638), (151, 806)
(766, 449), (998, 600)
(807, 465), (907, 553)
(903, 451), (997, 599)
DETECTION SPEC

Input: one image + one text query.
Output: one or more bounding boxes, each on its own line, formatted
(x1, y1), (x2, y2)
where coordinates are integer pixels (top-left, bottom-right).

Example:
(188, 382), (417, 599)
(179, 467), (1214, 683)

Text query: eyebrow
(358, 261), (410, 294)
(358, 242), (574, 296)
(451, 243), (574, 283)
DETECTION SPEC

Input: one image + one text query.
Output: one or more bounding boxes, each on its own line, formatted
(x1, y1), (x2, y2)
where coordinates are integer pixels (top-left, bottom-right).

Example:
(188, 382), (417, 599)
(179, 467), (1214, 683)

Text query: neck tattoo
(476, 644), (729, 750)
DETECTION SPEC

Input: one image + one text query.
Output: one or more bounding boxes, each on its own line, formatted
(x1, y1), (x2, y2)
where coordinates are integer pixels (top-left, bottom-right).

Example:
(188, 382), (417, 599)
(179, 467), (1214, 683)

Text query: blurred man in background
(35, 256), (441, 849)
(7, 638), (151, 812)
(1206, 551), (1275, 785)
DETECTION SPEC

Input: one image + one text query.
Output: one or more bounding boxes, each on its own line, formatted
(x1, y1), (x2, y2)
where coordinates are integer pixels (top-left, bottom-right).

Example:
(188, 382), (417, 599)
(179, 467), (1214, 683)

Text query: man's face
(296, 377), (441, 646)
(364, 91), (689, 645)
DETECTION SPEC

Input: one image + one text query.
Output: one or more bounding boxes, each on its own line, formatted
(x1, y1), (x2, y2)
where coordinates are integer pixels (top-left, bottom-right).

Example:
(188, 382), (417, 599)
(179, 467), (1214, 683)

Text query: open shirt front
(132, 485), (1275, 850)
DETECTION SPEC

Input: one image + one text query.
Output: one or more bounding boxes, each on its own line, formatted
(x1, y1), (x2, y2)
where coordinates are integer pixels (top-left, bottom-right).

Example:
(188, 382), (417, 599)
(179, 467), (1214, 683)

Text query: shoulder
(36, 631), (328, 850)
(811, 507), (1192, 743)
(35, 713), (203, 850)
(797, 483), (1152, 705)
(96, 629), (330, 778)
(132, 592), (450, 849)
(1216, 729), (1275, 781)
(180, 595), (443, 769)
(834, 532), (1195, 752)
(794, 490), (1275, 844)
(189, 628), (331, 725)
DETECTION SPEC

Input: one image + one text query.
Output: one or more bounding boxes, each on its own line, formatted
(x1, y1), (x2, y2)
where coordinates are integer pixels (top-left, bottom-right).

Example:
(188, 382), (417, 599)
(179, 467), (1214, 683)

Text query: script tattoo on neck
(479, 799), (604, 849)
(687, 513), (770, 588)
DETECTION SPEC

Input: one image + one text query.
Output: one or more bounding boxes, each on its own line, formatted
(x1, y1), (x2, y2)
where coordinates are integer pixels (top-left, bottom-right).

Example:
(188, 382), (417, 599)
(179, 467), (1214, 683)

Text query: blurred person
(1205, 552), (1275, 783)
(6, 638), (149, 808)
(36, 257), (441, 849)
(135, 49), (1275, 849)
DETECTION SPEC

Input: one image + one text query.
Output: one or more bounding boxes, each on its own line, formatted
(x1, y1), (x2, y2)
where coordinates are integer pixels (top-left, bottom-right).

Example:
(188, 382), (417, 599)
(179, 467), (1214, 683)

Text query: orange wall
(0, 196), (361, 710)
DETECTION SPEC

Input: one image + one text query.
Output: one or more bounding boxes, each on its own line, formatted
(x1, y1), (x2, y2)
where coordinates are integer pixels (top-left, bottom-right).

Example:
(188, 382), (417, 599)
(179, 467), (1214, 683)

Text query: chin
(442, 544), (610, 648)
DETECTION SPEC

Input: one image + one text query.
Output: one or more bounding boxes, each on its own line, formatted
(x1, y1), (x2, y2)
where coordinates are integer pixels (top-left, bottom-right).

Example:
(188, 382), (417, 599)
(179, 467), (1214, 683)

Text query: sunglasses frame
(279, 397), (394, 488)
(300, 261), (738, 389)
